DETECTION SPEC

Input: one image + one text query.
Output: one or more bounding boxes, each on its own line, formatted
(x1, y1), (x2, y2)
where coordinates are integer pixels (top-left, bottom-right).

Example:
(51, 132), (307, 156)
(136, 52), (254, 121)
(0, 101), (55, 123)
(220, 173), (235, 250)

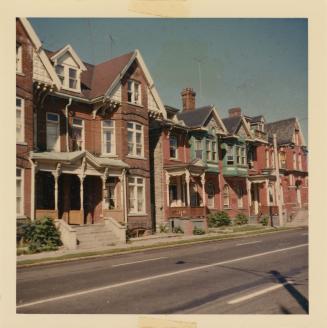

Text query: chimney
(181, 88), (196, 112)
(228, 107), (241, 118)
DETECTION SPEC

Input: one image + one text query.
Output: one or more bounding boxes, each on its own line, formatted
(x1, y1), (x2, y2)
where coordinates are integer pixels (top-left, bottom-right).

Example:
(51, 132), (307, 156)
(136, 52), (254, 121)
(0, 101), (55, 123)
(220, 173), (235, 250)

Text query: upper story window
(293, 152), (297, 170)
(46, 112), (60, 152)
(72, 118), (84, 151)
(102, 120), (115, 155)
(195, 139), (203, 160)
(298, 153), (302, 171)
(16, 168), (23, 216)
(128, 177), (145, 214)
(279, 151), (286, 168)
(16, 97), (24, 143)
(226, 145), (234, 165)
(16, 43), (22, 74)
(236, 146), (246, 165)
(127, 122), (143, 157)
(55, 64), (80, 92)
(169, 135), (178, 159)
(265, 149), (270, 168)
(127, 80), (141, 105)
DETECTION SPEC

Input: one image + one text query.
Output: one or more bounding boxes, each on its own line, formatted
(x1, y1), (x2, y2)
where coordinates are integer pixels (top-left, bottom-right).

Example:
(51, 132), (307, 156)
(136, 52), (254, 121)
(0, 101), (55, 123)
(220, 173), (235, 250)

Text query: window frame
(207, 182), (215, 209)
(169, 135), (178, 159)
(127, 122), (144, 157)
(237, 185), (243, 208)
(127, 80), (142, 105)
(128, 176), (146, 214)
(16, 97), (24, 143)
(105, 177), (117, 210)
(72, 117), (84, 151)
(226, 145), (234, 165)
(46, 112), (60, 152)
(102, 120), (116, 155)
(16, 167), (24, 216)
(223, 184), (230, 208)
(55, 63), (81, 92)
(194, 138), (203, 160)
(16, 43), (22, 74)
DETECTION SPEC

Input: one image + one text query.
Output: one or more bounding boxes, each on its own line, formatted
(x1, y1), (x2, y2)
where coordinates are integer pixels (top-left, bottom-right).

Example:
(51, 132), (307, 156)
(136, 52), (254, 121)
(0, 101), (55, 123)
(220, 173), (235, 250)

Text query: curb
(17, 227), (304, 268)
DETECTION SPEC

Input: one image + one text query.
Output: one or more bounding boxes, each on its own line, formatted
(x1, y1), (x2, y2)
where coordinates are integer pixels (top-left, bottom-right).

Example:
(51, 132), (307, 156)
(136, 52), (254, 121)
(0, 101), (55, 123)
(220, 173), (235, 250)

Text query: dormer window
(127, 80), (141, 105)
(69, 68), (78, 89)
(55, 64), (80, 91)
(55, 65), (64, 83)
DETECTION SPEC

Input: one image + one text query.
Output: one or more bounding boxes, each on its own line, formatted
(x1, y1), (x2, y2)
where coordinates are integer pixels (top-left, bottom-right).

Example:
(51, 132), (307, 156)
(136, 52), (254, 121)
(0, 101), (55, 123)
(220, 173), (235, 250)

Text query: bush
(172, 226), (184, 234)
(159, 224), (169, 233)
(193, 227), (205, 235)
(21, 217), (62, 253)
(234, 213), (248, 225)
(208, 211), (231, 227)
(260, 216), (269, 226)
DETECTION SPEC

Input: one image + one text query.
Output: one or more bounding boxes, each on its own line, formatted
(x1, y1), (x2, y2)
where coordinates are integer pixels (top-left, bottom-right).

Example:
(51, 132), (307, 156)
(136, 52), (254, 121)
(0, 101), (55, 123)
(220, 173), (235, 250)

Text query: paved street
(17, 228), (308, 314)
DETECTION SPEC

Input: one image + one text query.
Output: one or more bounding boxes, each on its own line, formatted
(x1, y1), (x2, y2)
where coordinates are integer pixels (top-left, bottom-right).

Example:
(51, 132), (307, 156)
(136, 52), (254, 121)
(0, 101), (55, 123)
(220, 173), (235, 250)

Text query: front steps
(286, 208), (308, 227)
(74, 223), (121, 249)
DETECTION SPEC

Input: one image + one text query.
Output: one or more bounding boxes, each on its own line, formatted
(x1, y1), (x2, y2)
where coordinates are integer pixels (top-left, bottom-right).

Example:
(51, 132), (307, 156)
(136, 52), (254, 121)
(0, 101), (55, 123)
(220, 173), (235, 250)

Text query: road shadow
(270, 270), (308, 314)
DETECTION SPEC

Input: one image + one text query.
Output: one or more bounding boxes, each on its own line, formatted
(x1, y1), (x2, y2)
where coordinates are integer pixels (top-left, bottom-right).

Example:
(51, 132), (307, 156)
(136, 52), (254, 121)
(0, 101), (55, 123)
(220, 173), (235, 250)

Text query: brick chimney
(228, 107), (241, 118)
(181, 88), (196, 112)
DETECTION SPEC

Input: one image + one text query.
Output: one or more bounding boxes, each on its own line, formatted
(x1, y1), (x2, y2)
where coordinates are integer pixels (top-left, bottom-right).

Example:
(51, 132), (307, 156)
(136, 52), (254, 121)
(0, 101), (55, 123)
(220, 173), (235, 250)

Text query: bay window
(102, 120), (115, 155)
(212, 141), (217, 161)
(46, 113), (60, 151)
(226, 145), (234, 165)
(195, 139), (203, 159)
(16, 97), (24, 142)
(128, 177), (145, 214)
(127, 122), (143, 157)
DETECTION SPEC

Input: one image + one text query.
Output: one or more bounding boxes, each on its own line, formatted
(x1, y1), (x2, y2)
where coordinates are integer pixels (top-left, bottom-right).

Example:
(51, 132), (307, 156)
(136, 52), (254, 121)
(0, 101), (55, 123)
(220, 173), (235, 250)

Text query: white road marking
(236, 240), (262, 246)
(227, 280), (294, 304)
(17, 243), (307, 309)
(112, 257), (168, 267)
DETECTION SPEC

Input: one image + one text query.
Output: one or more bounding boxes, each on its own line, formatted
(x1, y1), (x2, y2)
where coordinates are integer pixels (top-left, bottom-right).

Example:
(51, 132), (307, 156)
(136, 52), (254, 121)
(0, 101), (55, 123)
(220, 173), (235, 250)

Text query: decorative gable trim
(50, 44), (87, 71)
(235, 116), (253, 139)
(19, 18), (61, 89)
(204, 106), (228, 135)
(104, 49), (167, 119)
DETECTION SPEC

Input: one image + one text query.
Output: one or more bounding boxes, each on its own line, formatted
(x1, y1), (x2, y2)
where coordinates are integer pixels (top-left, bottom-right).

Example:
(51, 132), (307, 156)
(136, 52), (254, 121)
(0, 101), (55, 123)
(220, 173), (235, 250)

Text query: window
(16, 97), (24, 142)
(170, 135), (178, 159)
(105, 177), (117, 209)
(279, 151), (286, 168)
(169, 184), (178, 206)
(236, 146), (241, 165)
(265, 149), (270, 168)
(207, 182), (215, 208)
(190, 183), (199, 207)
(226, 145), (234, 165)
(271, 151), (275, 168)
(241, 147), (246, 165)
(46, 113), (60, 151)
(206, 140), (211, 161)
(16, 168), (23, 215)
(128, 177), (145, 214)
(293, 152), (297, 170)
(16, 43), (22, 73)
(298, 154), (302, 171)
(69, 68), (78, 89)
(127, 80), (141, 105)
(195, 139), (202, 159)
(212, 141), (217, 161)
(223, 185), (230, 208)
(55, 65), (65, 83)
(237, 186), (243, 208)
(102, 120), (115, 155)
(72, 118), (84, 151)
(289, 174), (294, 186)
(127, 122), (143, 157)
(55, 64), (80, 91)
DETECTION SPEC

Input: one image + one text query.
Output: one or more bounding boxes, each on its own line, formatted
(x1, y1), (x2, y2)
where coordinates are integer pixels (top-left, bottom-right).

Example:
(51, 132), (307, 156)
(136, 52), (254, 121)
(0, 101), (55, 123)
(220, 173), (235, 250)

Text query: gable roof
(19, 18), (61, 89)
(265, 117), (305, 146)
(177, 106), (212, 127)
(222, 115), (253, 138)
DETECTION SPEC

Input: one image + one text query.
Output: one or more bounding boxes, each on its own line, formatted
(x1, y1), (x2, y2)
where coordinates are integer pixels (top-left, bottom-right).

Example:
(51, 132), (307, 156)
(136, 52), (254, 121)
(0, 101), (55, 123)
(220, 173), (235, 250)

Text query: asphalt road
(17, 228), (308, 314)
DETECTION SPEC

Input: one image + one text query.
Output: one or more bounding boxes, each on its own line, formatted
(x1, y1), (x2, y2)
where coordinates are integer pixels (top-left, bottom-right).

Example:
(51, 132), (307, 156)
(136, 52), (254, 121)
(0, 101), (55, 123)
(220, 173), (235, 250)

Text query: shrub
(234, 213), (248, 225)
(21, 217), (62, 253)
(260, 216), (269, 226)
(173, 226), (184, 234)
(208, 211), (231, 227)
(159, 224), (169, 233)
(193, 226), (205, 235)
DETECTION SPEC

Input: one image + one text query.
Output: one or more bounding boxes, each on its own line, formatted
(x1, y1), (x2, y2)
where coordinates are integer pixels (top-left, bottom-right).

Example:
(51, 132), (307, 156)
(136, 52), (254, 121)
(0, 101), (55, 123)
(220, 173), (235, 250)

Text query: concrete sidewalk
(16, 226), (299, 264)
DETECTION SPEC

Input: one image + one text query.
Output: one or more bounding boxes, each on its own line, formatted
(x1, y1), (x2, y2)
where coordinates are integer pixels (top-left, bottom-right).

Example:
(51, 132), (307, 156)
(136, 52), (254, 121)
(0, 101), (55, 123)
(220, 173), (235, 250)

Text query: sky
(30, 18), (308, 141)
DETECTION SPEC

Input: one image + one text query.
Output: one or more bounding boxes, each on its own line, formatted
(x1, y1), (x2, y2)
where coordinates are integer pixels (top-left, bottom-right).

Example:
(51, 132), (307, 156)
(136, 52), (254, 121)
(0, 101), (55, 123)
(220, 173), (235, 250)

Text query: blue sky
(30, 18), (308, 141)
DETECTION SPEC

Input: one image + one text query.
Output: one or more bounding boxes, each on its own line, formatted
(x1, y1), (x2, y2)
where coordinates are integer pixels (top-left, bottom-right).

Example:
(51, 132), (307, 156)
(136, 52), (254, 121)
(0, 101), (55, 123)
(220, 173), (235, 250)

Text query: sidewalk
(17, 225), (300, 266)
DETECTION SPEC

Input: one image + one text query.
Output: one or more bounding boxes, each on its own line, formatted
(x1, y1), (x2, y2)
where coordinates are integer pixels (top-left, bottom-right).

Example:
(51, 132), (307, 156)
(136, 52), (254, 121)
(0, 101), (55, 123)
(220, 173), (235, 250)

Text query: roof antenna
(109, 34), (117, 59)
(193, 57), (203, 105)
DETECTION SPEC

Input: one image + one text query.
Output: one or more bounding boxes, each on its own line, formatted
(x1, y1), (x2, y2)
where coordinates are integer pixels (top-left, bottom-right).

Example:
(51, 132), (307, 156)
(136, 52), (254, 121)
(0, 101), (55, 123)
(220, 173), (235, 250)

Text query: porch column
(52, 163), (61, 213)
(122, 169), (128, 225)
(201, 172), (206, 207)
(265, 179), (269, 205)
(101, 174), (107, 217)
(185, 169), (190, 207)
(79, 174), (85, 212)
(165, 171), (170, 207)
(246, 178), (251, 216)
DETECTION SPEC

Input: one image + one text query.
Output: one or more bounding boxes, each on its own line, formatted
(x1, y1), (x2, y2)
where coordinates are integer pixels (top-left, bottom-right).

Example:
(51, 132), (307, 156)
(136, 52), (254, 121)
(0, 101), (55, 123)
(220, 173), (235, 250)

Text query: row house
(17, 18), (308, 246)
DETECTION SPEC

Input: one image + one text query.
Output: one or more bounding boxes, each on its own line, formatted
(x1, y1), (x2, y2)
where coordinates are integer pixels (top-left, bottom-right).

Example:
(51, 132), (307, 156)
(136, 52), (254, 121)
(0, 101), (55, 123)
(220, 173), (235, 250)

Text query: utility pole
(273, 133), (283, 226)
(193, 57), (203, 104)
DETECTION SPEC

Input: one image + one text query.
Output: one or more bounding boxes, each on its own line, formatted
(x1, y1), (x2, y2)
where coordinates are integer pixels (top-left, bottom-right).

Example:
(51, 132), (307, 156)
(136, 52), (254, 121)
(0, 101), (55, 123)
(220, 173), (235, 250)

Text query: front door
(83, 176), (102, 224)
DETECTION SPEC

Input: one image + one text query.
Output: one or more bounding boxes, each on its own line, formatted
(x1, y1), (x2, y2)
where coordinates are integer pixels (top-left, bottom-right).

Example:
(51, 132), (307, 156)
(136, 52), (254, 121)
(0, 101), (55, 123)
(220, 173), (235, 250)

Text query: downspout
(28, 158), (36, 221)
(65, 98), (72, 152)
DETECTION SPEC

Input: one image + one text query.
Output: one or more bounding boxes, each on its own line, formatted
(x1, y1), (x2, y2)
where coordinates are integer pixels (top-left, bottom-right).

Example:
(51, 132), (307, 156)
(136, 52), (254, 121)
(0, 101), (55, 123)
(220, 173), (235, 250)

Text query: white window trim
(127, 122), (144, 157)
(16, 167), (24, 216)
(105, 178), (117, 210)
(46, 112), (60, 152)
(223, 185), (230, 208)
(128, 177), (146, 215)
(127, 80), (142, 106)
(16, 44), (22, 74)
(16, 97), (24, 143)
(101, 120), (116, 156)
(169, 135), (178, 159)
(72, 118), (85, 151)
(55, 63), (81, 93)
